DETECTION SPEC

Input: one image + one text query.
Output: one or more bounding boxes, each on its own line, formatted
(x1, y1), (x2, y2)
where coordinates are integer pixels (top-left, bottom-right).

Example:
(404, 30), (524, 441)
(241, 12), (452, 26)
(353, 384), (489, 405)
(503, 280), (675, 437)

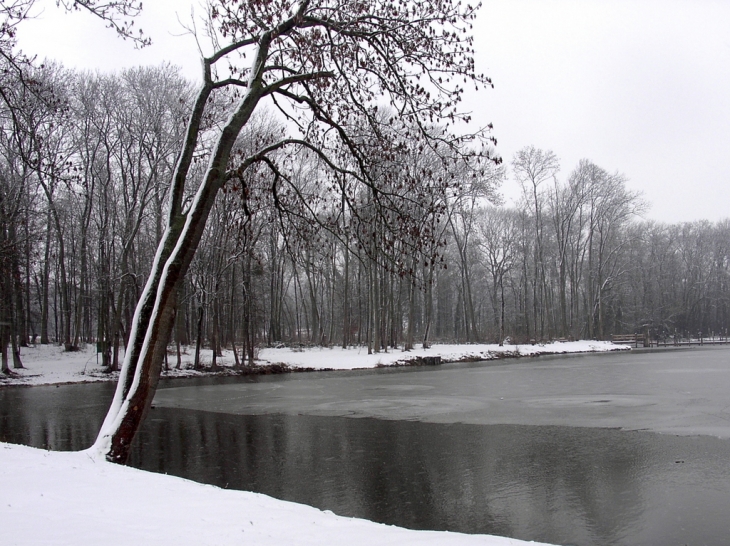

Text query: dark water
(2, 353), (730, 546)
(129, 409), (730, 546)
(0, 381), (115, 450)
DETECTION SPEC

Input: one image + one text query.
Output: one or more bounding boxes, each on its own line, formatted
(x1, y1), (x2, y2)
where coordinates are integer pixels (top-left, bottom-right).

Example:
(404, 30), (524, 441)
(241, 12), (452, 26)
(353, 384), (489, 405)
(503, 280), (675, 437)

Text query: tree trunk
(499, 274), (506, 346)
(405, 261), (416, 351)
(246, 251), (256, 366)
(342, 241), (350, 348)
(93, 50), (271, 462)
(1, 325), (9, 374)
(211, 284), (221, 371)
(194, 293), (204, 370)
(422, 262), (433, 349)
(40, 209), (52, 344)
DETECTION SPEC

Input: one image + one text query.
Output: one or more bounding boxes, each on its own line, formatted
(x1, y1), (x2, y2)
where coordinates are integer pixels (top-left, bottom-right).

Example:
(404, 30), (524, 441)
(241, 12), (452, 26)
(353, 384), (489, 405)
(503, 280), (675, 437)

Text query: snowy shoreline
(0, 340), (627, 388)
(1, 341), (625, 546)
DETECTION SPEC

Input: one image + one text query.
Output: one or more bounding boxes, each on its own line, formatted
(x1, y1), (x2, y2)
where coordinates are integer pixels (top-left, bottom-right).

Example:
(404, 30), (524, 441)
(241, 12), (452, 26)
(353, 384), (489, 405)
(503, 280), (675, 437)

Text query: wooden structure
(611, 333), (648, 348)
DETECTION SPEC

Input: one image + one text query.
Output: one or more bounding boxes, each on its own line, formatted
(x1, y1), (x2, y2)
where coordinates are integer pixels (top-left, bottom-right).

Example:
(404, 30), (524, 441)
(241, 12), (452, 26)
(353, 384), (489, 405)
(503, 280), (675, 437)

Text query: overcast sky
(15, 0), (730, 223)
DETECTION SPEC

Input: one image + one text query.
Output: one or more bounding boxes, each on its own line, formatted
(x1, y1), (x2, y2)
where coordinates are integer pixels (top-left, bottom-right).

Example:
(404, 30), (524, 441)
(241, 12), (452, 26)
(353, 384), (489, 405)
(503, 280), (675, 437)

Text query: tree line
(1, 64), (728, 377)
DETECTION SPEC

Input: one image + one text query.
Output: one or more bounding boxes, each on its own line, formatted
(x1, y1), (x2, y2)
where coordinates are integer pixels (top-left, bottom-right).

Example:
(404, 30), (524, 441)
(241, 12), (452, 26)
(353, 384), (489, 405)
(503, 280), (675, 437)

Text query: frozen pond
(153, 345), (730, 437)
(2, 346), (730, 545)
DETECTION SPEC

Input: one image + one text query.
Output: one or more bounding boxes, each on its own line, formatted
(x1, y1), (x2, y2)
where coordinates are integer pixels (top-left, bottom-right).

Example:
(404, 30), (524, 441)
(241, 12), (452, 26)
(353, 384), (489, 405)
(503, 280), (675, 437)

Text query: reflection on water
(2, 381), (730, 546)
(127, 408), (730, 546)
(0, 382), (115, 450)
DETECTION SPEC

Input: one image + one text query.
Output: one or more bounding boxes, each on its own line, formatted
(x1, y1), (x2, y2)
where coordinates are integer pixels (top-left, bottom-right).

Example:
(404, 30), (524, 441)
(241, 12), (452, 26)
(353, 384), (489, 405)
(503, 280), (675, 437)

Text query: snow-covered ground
(0, 442), (552, 546)
(1, 340), (625, 545)
(258, 340), (626, 370)
(0, 340), (627, 386)
(0, 343), (235, 387)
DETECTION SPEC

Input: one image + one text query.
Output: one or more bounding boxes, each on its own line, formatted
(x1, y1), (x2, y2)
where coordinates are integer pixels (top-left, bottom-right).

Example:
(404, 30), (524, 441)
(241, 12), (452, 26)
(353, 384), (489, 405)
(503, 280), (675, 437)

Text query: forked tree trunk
(93, 36), (274, 462)
(90, 0), (469, 463)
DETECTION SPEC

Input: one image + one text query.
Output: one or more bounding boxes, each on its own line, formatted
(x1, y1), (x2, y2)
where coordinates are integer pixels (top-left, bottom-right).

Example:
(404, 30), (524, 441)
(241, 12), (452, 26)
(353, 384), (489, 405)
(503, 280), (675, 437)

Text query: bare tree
(92, 0), (495, 463)
(512, 146), (560, 340)
(476, 207), (519, 344)
(446, 162), (503, 341)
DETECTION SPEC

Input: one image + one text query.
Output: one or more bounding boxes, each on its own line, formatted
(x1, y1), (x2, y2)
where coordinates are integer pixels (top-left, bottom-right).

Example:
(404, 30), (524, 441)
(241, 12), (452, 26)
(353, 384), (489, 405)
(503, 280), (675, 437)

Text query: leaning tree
(89, 0), (496, 463)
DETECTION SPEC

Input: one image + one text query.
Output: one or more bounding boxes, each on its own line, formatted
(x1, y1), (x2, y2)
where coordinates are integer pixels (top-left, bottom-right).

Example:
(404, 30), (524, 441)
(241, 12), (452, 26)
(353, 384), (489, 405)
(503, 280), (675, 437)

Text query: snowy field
(0, 340), (627, 387)
(1, 340), (626, 546)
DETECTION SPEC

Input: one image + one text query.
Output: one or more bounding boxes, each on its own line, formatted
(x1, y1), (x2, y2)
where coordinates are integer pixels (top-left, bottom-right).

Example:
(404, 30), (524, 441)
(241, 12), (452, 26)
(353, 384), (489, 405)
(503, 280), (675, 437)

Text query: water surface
(154, 346), (730, 437)
(3, 347), (730, 546)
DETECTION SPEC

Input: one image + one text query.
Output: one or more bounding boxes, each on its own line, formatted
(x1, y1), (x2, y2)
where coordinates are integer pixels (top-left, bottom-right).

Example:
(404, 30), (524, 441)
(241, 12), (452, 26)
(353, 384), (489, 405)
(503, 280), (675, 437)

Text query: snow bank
(0, 343), (240, 387)
(257, 340), (627, 370)
(0, 343), (106, 386)
(0, 341), (627, 387)
(0, 442), (553, 546)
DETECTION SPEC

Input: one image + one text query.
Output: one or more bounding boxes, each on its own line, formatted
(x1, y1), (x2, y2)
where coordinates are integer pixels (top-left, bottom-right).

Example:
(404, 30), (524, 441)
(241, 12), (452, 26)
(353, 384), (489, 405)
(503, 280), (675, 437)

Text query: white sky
(15, 0), (730, 223)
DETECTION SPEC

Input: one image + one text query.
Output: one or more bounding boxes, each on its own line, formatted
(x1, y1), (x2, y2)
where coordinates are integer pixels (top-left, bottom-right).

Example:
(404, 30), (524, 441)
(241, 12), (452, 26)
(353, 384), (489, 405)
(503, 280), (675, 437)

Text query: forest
(1, 62), (729, 374)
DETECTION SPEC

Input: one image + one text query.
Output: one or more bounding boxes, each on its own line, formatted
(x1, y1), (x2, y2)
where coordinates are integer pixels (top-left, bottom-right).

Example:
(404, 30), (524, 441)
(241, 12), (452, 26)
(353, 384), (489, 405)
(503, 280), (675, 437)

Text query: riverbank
(0, 340), (627, 387)
(0, 441), (553, 546)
